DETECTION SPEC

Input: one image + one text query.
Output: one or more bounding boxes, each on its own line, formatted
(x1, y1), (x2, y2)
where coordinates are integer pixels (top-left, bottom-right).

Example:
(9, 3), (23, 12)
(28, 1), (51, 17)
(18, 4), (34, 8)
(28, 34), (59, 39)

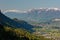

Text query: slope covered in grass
(0, 24), (51, 40)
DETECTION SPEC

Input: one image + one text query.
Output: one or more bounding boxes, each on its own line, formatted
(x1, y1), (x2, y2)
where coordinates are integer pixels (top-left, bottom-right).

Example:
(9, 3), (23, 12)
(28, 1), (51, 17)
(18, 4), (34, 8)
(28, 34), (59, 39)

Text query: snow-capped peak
(28, 8), (60, 12)
(47, 8), (60, 10)
(3, 8), (60, 14)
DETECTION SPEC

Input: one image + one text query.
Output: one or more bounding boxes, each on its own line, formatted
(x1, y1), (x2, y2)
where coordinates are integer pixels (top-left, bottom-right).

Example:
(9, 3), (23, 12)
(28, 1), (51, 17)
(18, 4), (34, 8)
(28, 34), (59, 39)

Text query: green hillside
(0, 25), (51, 40)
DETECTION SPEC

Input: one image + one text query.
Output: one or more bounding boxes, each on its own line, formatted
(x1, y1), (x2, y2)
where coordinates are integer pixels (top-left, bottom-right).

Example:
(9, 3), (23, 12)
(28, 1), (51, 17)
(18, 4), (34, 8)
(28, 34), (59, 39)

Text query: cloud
(3, 10), (27, 13)
(53, 19), (60, 21)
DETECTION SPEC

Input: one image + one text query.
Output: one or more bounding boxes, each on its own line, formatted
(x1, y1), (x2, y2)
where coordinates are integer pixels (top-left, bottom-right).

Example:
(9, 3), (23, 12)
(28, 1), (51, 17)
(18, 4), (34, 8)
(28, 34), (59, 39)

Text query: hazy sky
(0, 0), (60, 10)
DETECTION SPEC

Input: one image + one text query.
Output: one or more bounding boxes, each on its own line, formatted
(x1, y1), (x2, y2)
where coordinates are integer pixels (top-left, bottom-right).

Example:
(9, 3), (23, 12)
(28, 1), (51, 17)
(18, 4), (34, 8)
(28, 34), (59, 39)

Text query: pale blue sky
(0, 0), (60, 10)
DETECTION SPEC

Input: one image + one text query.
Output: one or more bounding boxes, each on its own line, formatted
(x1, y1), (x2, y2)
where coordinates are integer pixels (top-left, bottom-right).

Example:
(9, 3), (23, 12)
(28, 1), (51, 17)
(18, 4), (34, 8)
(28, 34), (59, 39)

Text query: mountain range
(4, 8), (60, 23)
(0, 10), (34, 32)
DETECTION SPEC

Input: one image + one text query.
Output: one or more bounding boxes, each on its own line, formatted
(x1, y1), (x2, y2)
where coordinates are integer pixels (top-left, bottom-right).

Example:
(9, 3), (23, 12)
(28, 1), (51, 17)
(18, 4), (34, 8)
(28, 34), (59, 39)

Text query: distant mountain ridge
(0, 10), (34, 32)
(4, 8), (60, 22)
